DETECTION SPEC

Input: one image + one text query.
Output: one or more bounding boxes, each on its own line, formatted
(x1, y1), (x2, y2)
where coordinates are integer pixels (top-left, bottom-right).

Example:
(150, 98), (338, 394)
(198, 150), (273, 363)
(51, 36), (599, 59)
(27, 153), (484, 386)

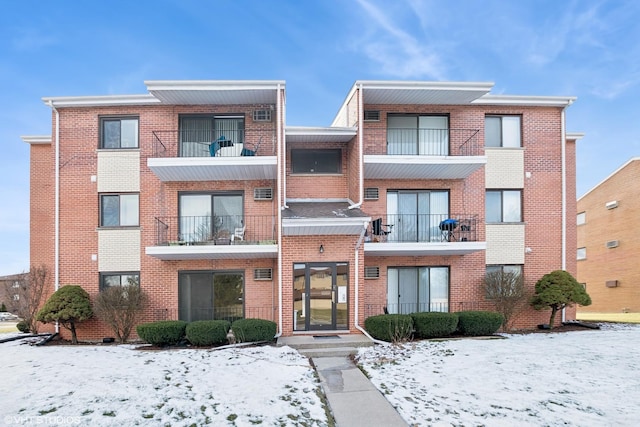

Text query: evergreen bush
(456, 311), (504, 336)
(186, 320), (231, 346)
(16, 320), (30, 333)
(364, 314), (413, 342)
(230, 318), (277, 343)
(136, 320), (188, 346)
(411, 312), (459, 338)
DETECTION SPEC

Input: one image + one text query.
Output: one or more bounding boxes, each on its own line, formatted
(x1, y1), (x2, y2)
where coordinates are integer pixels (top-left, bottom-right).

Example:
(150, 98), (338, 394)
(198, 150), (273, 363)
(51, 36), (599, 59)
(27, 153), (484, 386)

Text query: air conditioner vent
(253, 109), (272, 122)
(606, 240), (619, 249)
(364, 266), (380, 279)
(363, 110), (380, 121)
(254, 268), (273, 281)
(254, 187), (273, 200)
(605, 201), (618, 210)
(605, 280), (618, 288)
(364, 187), (379, 200)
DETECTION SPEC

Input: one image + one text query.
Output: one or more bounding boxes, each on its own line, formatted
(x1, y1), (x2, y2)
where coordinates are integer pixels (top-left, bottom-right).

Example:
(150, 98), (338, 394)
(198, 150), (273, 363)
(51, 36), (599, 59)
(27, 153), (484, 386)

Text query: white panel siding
(485, 148), (524, 189)
(97, 150), (140, 192)
(98, 229), (141, 271)
(485, 224), (525, 264)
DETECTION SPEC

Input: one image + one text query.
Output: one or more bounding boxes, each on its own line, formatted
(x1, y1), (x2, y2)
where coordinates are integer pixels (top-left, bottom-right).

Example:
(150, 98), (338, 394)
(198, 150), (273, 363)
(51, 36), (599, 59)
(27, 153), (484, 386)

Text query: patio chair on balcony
(209, 135), (233, 157)
(240, 137), (262, 156)
(231, 225), (246, 242)
(372, 218), (393, 241)
(439, 218), (459, 242)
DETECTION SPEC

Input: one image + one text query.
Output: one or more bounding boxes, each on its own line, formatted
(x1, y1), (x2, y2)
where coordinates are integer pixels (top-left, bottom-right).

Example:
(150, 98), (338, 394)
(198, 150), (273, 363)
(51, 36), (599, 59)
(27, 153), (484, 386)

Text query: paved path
(312, 356), (408, 427)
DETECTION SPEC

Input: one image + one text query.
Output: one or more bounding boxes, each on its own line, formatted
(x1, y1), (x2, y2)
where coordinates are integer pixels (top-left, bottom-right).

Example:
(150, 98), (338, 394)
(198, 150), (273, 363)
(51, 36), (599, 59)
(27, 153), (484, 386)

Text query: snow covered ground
(2, 324), (639, 426)
(357, 323), (640, 426)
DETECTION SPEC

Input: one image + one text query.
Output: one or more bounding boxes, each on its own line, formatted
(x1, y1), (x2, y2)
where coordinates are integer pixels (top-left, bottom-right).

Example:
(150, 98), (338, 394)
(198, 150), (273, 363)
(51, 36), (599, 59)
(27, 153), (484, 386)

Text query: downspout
(353, 221), (387, 345)
(560, 102), (572, 322)
(276, 84), (284, 337)
(49, 100), (60, 334)
(348, 83), (364, 210)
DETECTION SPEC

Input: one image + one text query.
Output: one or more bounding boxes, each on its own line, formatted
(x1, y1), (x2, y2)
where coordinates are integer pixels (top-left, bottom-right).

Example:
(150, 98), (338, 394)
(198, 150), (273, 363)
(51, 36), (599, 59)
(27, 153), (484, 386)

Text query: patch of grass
(102, 411), (116, 417)
(81, 409), (93, 416)
(142, 413), (154, 419)
(227, 413), (238, 421)
(38, 407), (57, 415)
(576, 312), (640, 323)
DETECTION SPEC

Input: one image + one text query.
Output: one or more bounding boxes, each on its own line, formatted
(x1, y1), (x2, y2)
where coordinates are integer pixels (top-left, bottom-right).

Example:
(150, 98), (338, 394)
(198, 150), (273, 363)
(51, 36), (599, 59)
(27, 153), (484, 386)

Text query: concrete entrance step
(277, 333), (374, 357)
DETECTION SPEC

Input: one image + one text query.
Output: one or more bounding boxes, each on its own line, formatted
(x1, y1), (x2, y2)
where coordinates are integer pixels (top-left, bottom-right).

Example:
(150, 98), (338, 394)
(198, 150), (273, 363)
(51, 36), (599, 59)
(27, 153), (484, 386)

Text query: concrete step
(298, 346), (360, 358)
(277, 334), (374, 356)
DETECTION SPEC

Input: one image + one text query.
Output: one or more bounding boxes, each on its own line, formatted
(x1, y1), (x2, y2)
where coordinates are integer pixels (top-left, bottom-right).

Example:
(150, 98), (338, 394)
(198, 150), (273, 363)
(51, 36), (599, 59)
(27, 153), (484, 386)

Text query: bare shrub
(94, 279), (148, 343)
(483, 269), (528, 331)
(7, 265), (50, 333)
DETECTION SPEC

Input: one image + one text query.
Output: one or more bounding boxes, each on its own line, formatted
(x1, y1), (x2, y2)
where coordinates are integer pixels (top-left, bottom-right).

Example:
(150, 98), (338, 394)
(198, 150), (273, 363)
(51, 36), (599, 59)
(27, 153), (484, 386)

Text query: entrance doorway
(293, 263), (348, 331)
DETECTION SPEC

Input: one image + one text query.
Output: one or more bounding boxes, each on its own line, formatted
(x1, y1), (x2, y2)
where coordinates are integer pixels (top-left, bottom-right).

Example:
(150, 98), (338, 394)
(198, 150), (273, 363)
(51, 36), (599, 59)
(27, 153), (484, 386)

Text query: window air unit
(253, 109), (272, 122)
(364, 266), (380, 279)
(363, 110), (380, 121)
(605, 201), (618, 210)
(364, 187), (379, 200)
(254, 188), (273, 200)
(605, 280), (618, 288)
(606, 240), (619, 249)
(254, 268), (273, 281)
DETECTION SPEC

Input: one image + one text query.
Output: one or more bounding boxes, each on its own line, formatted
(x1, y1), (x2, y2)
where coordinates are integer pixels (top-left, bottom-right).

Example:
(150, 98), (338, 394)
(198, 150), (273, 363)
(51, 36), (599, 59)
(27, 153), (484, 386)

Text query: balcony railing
(154, 215), (277, 246)
(365, 128), (481, 156)
(152, 128), (275, 158)
(367, 214), (479, 243)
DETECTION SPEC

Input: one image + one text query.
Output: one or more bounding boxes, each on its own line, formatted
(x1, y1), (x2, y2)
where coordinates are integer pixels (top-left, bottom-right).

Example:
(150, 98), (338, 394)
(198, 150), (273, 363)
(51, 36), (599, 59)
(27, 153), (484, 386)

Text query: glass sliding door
(180, 117), (214, 157)
(387, 191), (449, 242)
(179, 271), (244, 322)
(179, 193), (243, 244)
(387, 115), (449, 155)
(419, 116), (449, 155)
(387, 267), (449, 314)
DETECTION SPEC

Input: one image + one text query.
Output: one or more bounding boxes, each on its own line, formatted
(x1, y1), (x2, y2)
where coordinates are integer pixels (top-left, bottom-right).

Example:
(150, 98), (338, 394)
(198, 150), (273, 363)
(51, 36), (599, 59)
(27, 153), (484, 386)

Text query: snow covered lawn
(1, 340), (328, 426)
(357, 323), (640, 426)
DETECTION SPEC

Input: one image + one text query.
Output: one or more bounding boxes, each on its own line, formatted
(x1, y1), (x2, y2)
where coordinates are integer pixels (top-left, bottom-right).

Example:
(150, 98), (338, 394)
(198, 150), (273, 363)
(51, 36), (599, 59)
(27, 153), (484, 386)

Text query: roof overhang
(21, 135), (52, 145)
(285, 126), (357, 143)
(42, 94), (160, 108)
(566, 132), (585, 141)
(365, 241), (486, 256)
(359, 80), (495, 105)
(364, 155), (486, 179)
(147, 156), (277, 181)
(144, 80), (285, 105)
(473, 95), (577, 107)
(145, 244), (278, 260)
(282, 218), (370, 236)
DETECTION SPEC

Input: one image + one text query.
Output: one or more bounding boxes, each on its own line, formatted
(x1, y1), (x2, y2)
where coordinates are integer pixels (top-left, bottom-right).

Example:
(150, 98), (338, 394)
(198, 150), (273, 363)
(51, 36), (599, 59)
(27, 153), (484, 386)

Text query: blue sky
(1, 0), (639, 276)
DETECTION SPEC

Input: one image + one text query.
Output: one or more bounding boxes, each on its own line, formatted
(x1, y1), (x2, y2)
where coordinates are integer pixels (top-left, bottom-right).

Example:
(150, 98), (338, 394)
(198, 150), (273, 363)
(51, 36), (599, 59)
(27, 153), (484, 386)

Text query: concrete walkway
(312, 356), (408, 427)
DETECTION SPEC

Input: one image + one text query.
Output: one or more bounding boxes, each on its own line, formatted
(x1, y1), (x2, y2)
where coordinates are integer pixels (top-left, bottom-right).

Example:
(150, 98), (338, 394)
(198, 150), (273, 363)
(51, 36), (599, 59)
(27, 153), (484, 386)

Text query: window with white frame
(485, 115), (521, 147)
(387, 267), (449, 314)
(577, 247), (587, 260)
(100, 194), (139, 227)
(486, 190), (522, 222)
(100, 117), (139, 149)
(100, 272), (140, 291)
(577, 211), (586, 225)
(291, 149), (342, 174)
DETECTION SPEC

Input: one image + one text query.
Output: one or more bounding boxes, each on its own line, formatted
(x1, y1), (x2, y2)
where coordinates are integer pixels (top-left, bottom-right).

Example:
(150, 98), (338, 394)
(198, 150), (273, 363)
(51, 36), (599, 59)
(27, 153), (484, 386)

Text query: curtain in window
(387, 116), (417, 155)
(429, 192), (449, 242)
(215, 118), (244, 144)
(430, 268), (449, 312)
(180, 118), (213, 157)
(418, 116), (449, 155)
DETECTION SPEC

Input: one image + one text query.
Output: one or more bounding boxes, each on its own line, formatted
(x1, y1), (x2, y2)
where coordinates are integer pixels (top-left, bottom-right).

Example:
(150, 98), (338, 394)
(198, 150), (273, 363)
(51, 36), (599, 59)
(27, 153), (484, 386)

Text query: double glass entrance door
(293, 263), (348, 331)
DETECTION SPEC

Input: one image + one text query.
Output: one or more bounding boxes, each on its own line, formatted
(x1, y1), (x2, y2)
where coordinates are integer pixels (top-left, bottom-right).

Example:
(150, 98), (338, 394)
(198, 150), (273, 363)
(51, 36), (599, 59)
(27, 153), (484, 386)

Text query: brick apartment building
(577, 157), (640, 313)
(23, 80), (580, 340)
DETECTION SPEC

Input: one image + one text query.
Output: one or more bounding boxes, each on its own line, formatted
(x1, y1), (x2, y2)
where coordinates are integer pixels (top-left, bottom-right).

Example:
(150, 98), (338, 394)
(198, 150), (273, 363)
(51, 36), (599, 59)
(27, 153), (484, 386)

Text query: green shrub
(16, 320), (30, 333)
(364, 314), (413, 342)
(411, 312), (459, 339)
(186, 320), (231, 346)
(136, 320), (188, 346)
(456, 311), (504, 336)
(231, 318), (277, 343)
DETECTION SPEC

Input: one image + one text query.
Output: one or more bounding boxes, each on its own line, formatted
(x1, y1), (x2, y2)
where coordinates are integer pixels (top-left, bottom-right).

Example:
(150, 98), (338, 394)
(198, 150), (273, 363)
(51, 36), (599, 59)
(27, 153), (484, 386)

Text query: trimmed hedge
(364, 314), (413, 342)
(16, 320), (30, 333)
(411, 312), (459, 339)
(136, 320), (188, 346)
(456, 311), (504, 336)
(231, 318), (277, 343)
(186, 320), (231, 346)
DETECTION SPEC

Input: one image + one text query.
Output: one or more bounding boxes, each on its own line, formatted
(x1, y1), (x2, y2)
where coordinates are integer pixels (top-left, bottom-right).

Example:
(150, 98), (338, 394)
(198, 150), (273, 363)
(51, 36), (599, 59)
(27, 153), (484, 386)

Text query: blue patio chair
(209, 135), (231, 157)
(241, 137), (262, 156)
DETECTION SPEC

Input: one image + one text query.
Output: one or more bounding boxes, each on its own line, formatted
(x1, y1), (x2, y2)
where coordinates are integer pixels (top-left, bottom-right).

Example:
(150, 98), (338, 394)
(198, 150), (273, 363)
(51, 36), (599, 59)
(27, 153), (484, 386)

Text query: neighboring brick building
(23, 80), (579, 340)
(577, 157), (640, 313)
(0, 273), (26, 313)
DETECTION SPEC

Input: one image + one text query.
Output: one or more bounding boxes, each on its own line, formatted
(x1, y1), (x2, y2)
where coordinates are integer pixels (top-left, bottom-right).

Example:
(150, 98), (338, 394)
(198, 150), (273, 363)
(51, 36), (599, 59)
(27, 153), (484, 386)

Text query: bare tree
(7, 265), (50, 333)
(93, 278), (148, 343)
(483, 269), (528, 332)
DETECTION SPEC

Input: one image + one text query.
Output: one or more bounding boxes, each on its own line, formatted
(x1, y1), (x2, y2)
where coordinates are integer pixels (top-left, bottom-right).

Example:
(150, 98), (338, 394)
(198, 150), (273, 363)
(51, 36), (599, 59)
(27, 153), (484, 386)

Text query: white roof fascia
(42, 94), (160, 108)
(21, 135), (52, 145)
(474, 94), (577, 107)
(566, 132), (585, 141)
(331, 82), (360, 127)
(356, 80), (495, 91)
(144, 80), (286, 91)
(578, 156), (640, 201)
(286, 126), (357, 135)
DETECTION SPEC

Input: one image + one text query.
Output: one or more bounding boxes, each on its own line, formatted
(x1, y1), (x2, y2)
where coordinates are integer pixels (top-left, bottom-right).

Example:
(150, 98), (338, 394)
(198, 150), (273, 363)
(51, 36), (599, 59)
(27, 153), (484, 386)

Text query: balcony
(147, 129), (277, 182)
(145, 215), (278, 260)
(364, 214), (486, 256)
(364, 128), (486, 179)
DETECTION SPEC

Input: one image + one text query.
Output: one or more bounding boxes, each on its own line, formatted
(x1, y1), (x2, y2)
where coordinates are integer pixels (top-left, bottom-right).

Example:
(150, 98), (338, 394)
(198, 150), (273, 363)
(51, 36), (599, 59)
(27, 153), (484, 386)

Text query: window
(387, 114), (449, 155)
(485, 265), (523, 299)
(100, 194), (139, 227)
(179, 271), (244, 322)
(486, 190), (522, 222)
(179, 115), (244, 157)
(179, 192), (243, 244)
(485, 115), (521, 147)
(100, 117), (139, 149)
(387, 267), (449, 314)
(387, 190), (449, 242)
(100, 272), (140, 291)
(577, 247), (587, 260)
(291, 149), (341, 174)
(577, 211), (586, 225)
